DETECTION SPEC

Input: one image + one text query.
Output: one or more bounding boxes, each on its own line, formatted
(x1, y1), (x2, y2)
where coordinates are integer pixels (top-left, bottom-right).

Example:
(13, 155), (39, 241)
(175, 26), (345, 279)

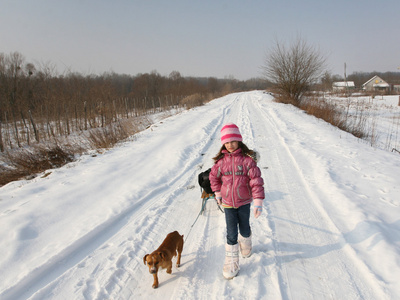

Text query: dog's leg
(152, 273), (159, 289)
(166, 261), (173, 274)
(176, 236), (184, 267)
(176, 253), (182, 267)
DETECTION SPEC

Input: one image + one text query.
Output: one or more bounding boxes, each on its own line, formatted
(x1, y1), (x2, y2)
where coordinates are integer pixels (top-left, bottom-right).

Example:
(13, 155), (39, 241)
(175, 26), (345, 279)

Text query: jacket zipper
(231, 154), (236, 208)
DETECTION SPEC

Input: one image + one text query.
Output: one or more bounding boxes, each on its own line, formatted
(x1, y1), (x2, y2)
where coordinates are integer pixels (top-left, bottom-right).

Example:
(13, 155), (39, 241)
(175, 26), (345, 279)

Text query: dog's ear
(143, 254), (148, 265)
(158, 252), (166, 260)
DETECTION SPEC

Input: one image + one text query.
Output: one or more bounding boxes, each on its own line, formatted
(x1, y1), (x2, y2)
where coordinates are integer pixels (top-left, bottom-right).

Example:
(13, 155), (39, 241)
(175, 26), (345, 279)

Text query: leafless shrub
(0, 165), (30, 186)
(180, 94), (206, 109)
(262, 36), (327, 106)
(86, 119), (140, 149)
(0, 144), (77, 186)
(300, 97), (369, 139)
(369, 118), (380, 147)
(301, 98), (341, 125)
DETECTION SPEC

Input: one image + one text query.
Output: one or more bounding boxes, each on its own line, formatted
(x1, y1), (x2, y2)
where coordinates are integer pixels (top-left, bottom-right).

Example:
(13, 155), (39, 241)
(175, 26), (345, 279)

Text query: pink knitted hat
(221, 123), (242, 144)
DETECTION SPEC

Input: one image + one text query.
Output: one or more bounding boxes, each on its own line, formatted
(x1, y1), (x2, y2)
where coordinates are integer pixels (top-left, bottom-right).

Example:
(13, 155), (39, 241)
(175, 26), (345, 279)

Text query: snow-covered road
(0, 91), (399, 299)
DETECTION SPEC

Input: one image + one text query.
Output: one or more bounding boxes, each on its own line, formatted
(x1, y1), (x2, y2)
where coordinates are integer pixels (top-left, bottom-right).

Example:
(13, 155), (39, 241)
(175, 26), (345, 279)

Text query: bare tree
(0, 50), (256, 153)
(262, 37), (326, 105)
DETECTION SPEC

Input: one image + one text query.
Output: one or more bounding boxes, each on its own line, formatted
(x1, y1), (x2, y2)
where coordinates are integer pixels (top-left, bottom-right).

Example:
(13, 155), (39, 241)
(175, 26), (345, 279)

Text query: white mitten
(253, 199), (263, 218)
(215, 191), (222, 205)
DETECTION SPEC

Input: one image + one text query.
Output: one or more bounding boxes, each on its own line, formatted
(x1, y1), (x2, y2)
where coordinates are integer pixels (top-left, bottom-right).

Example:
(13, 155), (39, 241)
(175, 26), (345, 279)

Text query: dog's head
(143, 252), (166, 274)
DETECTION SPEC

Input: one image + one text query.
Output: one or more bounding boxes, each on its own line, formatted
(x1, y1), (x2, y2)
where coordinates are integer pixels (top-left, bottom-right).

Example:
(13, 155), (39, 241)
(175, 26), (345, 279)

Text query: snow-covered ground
(328, 94), (400, 151)
(0, 91), (399, 300)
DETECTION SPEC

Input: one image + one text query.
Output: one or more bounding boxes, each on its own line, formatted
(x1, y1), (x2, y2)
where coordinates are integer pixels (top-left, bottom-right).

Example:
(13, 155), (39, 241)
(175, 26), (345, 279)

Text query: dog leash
(184, 197), (208, 242)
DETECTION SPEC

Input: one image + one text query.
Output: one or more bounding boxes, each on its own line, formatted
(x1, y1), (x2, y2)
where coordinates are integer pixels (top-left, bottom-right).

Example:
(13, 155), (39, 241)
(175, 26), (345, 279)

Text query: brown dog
(143, 231), (184, 288)
(201, 190), (214, 199)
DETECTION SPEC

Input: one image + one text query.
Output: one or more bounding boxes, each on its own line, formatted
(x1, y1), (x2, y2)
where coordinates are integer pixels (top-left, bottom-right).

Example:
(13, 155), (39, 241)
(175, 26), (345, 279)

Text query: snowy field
(0, 91), (399, 299)
(328, 94), (400, 151)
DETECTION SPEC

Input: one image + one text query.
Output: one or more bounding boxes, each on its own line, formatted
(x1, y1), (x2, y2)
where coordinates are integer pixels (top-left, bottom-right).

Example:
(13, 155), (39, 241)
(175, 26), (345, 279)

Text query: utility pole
(344, 62), (348, 97)
(398, 67), (400, 106)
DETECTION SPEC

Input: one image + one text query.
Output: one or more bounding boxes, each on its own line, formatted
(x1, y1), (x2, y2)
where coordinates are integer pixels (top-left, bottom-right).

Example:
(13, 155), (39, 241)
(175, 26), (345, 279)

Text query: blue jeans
(224, 204), (251, 245)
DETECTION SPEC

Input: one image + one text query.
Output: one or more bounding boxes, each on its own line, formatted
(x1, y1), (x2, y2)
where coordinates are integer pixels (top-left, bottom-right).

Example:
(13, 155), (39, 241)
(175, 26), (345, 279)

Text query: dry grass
(0, 116), (154, 186)
(300, 98), (343, 127)
(299, 97), (369, 140)
(180, 93), (206, 109)
(86, 117), (147, 149)
(180, 91), (233, 109)
(0, 144), (78, 186)
(88, 123), (127, 149)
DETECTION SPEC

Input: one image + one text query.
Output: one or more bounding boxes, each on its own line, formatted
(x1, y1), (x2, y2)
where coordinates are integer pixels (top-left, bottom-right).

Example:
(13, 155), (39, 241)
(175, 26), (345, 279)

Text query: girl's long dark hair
(213, 141), (254, 162)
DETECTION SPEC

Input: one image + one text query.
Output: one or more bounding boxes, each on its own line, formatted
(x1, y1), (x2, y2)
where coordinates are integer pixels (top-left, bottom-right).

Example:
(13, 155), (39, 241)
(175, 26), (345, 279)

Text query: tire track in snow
(11, 91), (390, 299)
(250, 95), (386, 299)
(125, 92), (275, 300)
(4, 96), (237, 300)
(82, 95), (238, 299)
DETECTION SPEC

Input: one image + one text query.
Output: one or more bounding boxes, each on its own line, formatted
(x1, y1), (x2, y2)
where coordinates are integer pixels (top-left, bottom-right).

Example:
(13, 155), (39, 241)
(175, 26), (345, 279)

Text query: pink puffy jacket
(209, 148), (264, 208)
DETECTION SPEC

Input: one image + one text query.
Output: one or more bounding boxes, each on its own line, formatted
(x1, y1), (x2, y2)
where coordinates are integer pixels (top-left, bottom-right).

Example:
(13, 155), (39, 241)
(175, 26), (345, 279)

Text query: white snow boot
(223, 243), (240, 279)
(238, 234), (252, 258)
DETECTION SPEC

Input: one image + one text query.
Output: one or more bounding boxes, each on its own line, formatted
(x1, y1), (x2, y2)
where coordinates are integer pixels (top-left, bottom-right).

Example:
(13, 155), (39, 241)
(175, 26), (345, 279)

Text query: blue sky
(1, 0), (399, 80)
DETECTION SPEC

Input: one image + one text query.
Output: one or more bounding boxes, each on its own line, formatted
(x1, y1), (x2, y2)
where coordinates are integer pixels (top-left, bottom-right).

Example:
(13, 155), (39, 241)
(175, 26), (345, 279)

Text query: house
(362, 75), (390, 92)
(332, 81), (355, 92)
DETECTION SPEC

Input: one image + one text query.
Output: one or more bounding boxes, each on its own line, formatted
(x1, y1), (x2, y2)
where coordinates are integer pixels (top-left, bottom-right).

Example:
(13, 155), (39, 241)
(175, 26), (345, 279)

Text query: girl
(209, 123), (265, 279)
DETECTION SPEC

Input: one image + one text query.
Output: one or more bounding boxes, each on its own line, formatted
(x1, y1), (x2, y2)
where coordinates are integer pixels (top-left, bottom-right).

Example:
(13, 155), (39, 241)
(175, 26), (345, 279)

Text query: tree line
(0, 52), (268, 152)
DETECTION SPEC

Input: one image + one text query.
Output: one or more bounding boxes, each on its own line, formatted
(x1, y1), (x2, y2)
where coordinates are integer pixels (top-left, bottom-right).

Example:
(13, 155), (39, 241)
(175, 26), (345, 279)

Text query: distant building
(362, 75), (390, 92)
(392, 84), (400, 93)
(332, 81), (355, 91)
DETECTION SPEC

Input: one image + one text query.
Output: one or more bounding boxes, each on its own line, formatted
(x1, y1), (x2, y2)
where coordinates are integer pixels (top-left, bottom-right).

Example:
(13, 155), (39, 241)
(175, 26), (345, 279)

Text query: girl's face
(224, 141), (239, 153)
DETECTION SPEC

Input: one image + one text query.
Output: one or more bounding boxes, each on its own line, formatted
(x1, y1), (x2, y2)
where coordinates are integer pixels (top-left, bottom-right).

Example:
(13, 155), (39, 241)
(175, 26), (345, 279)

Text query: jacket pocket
(221, 184), (229, 199)
(237, 182), (251, 199)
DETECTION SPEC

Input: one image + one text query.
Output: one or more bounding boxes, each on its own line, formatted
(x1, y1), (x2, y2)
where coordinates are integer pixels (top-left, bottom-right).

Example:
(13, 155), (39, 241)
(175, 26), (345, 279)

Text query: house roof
(333, 81), (355, 87)
(362, 75), (388, 87)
